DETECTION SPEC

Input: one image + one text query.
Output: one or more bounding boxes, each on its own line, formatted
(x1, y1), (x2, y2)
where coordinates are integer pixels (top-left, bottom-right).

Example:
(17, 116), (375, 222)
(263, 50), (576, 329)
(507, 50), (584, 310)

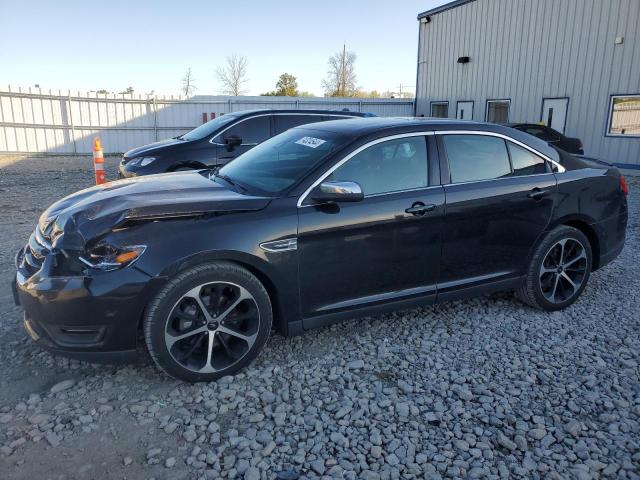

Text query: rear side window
(326, 136), (428, 196)
(443, 135), (511, 183)
(508, 142), (548, 176)
(214, 116), (270, 144)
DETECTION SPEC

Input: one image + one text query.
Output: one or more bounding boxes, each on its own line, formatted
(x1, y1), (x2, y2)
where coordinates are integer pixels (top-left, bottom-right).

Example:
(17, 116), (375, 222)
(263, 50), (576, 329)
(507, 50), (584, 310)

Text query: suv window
(326, 136), (428, 196)
(214, 116), (270, 144)
(508, 142), (548, 176)
(274, 115), (324, 135)
(443, 135), (511, 183)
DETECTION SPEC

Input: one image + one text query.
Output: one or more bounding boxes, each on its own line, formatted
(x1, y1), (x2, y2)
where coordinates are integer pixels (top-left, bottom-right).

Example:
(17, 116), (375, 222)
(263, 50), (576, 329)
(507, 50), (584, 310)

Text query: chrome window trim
(297, 132), (435, 208)
(297, 129), (566, 208)
(209, 112), (357, 146)
(438, 130), (566, 174)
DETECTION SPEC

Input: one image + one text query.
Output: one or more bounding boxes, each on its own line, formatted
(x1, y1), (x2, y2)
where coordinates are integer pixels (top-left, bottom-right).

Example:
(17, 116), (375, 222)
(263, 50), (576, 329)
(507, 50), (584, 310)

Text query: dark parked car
(508, 123), (584, 154)
(119, 109), (374, 178)
(14, 118), (628, 382)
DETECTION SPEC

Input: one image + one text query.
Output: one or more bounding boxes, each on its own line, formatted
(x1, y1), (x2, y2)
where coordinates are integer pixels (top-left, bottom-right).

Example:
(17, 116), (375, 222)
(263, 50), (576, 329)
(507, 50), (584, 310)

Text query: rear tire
(516, 226), (592, 311)
(143, 262), (272, 382)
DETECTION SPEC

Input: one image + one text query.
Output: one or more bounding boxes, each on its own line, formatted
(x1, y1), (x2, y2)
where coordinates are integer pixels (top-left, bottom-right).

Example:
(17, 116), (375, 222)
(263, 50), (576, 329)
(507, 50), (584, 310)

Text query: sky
(0, 0), (449, 97)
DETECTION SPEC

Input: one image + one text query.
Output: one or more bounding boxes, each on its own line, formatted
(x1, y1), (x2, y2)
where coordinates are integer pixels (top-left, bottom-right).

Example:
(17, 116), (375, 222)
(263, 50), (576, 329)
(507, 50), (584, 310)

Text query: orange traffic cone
(93, 137), (106, 185)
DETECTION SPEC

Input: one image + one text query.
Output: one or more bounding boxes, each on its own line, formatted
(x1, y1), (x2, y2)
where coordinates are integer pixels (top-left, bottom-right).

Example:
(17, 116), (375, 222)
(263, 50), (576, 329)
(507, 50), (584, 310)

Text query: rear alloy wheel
(516, 226), (592, 311)
(144, 263), (272, 382)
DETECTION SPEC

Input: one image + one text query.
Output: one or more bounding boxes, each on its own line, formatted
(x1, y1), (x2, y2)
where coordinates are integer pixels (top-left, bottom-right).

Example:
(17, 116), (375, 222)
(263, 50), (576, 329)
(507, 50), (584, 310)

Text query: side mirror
(224, 135), (242, 152)
(310, 181), (364, 203)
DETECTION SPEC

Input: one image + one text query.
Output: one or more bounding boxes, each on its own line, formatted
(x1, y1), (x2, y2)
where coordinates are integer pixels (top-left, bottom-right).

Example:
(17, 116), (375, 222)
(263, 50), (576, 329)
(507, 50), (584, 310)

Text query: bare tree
(216, 54), (249, 96)
(322, 45), (358, 97)
(181, 68), (196, 96)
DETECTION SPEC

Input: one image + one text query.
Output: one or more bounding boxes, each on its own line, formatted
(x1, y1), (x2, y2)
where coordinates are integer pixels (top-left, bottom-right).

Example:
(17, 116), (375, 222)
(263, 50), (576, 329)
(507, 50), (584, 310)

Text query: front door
(438, 133), (556, 297)
(541, 98), (569, 134)
(456, 101), (474, 120)
(297, 135), (444, 319)
(213, 115), (271, 166)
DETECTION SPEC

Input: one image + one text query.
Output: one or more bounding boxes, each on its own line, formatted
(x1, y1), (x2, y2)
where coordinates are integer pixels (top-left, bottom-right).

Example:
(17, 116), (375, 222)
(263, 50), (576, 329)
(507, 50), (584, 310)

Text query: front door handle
(405, 202), (436, 216)
(527, 188), (549, 200)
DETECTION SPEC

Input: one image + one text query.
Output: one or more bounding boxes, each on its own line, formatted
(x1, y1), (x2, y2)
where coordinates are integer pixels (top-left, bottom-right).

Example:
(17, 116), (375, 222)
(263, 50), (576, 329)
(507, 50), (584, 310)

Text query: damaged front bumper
(14, 245), (157, 364)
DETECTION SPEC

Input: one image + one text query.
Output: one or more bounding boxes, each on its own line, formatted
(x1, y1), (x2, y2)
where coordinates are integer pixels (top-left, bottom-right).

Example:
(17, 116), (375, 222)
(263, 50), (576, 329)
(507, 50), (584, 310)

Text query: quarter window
(443, 134), (511, 183)
(607, 95), (640, 137)
(326, 136), (428, 196)
(486, 100), (510, 123)
(214, 116), (270, 144)
(431, 102), (449, 118)
(507, 142), (548, 176)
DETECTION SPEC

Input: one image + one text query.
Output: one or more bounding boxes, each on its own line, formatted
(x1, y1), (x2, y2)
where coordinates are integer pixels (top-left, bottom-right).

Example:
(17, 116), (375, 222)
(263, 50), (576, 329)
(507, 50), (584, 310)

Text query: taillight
(620, 176), (629, 196)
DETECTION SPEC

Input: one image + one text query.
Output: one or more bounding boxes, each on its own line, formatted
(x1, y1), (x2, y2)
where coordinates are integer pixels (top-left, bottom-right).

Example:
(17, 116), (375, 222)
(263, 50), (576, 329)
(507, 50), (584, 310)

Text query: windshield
(180, 114), (238, 141)
(217, 127), (351, 195)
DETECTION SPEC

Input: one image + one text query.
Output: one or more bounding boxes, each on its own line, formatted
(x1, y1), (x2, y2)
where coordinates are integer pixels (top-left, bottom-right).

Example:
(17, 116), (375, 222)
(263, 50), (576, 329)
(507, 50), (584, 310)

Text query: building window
(486, 100), (510, 123)
(607, 95), (640, 137)
(430, 102), (449, 118)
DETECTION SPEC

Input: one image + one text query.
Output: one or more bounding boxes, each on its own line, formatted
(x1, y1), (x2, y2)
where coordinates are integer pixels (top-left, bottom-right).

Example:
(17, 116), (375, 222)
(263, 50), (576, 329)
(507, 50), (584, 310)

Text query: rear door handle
(405, 202), (436, 216)
(527, 188), (549, 200)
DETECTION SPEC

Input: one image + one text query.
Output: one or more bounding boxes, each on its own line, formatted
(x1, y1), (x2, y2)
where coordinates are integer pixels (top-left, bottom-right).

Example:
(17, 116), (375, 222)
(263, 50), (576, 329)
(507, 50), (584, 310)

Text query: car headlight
(127, 157), (156, 168)
(79, 244), (146, 271)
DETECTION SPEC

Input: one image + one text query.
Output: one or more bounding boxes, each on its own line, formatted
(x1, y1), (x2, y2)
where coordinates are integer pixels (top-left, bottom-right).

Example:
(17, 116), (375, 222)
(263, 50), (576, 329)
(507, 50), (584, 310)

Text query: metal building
(415, 0), (640, 169)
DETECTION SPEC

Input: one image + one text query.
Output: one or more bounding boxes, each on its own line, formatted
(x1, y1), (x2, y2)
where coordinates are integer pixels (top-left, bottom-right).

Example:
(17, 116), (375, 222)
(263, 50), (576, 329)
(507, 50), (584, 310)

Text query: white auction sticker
(295, 136), (326, 148)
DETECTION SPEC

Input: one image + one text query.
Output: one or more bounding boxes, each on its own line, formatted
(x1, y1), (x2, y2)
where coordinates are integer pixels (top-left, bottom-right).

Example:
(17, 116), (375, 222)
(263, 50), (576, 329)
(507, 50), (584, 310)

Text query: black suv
(119, 109), (374, 177)
(508, 123), (584, 155)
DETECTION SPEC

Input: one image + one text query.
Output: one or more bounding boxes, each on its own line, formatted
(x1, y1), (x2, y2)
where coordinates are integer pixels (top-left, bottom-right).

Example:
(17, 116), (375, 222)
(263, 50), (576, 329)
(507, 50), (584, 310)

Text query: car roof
(295, 117), (560, 160)
(230, 109), (371, 118)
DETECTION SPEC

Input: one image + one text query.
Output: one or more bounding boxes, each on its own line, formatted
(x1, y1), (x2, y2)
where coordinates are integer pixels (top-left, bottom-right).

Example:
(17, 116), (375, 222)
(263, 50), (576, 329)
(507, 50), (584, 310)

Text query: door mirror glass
(310, 181), (364, 203)
(224, 135), (242, 151)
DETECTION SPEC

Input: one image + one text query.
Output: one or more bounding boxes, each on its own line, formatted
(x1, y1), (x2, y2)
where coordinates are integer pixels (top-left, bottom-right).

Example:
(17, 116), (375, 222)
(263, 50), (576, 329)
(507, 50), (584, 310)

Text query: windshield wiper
(215, 173), (249, 193)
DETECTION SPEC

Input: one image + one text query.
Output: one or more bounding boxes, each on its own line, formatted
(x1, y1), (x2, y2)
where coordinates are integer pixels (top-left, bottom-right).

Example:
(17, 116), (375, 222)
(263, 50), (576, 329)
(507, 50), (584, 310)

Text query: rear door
(437, 132), (556, 298)
(297, 134), (444, 319)
(213, 115), (271, 165)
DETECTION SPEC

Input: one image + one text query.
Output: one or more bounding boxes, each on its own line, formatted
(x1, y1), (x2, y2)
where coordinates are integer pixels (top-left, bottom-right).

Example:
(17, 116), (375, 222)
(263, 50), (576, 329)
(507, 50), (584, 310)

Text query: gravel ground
(0, 155), (638, 480)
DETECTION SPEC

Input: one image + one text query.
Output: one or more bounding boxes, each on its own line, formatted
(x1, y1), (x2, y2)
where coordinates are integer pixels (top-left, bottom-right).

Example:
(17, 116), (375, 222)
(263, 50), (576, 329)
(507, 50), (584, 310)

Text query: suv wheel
(516, 225), (592, 311)
(144, 262), (272, 382)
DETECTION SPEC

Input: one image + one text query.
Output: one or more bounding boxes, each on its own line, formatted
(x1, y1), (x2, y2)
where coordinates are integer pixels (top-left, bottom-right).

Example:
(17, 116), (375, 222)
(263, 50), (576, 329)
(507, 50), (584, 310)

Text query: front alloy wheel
(144, 262), (272, 382)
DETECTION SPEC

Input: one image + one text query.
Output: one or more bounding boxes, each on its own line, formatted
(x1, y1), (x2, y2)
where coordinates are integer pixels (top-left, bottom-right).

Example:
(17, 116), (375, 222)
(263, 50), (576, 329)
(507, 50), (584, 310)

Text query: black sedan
(14, 118), (628, 382)
(508, 123), (584, 154)
(119, 109), (372, 178)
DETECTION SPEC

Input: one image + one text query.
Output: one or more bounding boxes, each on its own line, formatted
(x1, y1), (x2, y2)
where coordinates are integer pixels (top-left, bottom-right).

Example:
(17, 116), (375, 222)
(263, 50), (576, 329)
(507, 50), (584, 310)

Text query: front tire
(143, 262), (272, 382)
(516, 226), (592, 311)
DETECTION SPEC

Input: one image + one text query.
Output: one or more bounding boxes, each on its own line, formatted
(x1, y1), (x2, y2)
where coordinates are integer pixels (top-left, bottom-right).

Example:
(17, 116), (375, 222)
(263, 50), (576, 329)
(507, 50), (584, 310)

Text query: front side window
(431, 102), (449, 118)
(508, 142), (548, 176)
(214, 116), (270, 144)
(326, 136), (428, 196)
(443, 134), (511, 183)
(217, 127), (350, 194)
(607, 95), (640, 136)
(486, 100), (510, 123)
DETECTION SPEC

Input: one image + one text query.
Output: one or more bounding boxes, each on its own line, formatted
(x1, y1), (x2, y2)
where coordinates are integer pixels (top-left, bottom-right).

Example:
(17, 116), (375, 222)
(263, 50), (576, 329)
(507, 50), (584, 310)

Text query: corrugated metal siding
(416, 0), (640, 166)
(0, 89), (414, 154)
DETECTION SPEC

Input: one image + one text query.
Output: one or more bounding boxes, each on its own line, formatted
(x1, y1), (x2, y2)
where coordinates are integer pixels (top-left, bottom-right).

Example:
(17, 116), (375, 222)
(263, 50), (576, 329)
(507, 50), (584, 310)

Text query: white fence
(0, 86), (415, 155)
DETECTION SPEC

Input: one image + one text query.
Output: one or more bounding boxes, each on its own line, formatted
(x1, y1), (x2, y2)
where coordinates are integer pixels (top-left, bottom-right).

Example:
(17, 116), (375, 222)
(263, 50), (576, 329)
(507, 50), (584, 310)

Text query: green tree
(274, 73), (298, 96)
(119, 86), (134, 95)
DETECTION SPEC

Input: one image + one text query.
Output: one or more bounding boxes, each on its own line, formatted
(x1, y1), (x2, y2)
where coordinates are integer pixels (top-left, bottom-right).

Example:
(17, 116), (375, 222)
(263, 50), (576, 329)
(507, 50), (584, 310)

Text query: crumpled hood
(123, 137), (188, 158)
(39, 171), (271, 251)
